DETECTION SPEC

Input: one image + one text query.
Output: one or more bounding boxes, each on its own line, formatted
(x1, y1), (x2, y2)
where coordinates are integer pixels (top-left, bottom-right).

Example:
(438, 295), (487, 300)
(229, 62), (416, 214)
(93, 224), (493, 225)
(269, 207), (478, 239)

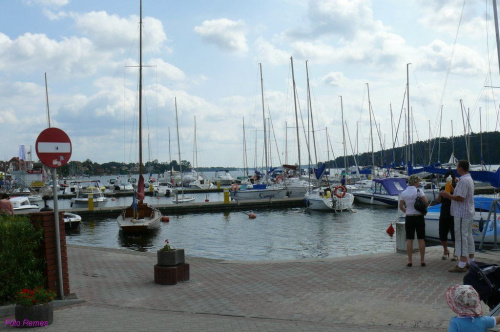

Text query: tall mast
(306, 61), (317, 164)
(366, 83), (374, 170)
(493, 0), (500, 76)
(243, 117), (248, 177)
(138, 0), (143, 176)
(340, 96), (347, 175)
(291, 57), (301, 173)
(259, 63), (268, 182)
(44, 73), (51, 128)
(175, 98), (182, 183)
(406, 63), (411, 172)
(390, 104), (395, 164)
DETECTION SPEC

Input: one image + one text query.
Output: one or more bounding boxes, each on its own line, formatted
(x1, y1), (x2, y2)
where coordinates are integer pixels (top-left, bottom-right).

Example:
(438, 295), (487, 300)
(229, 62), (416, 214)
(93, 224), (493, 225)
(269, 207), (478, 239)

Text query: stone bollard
(154, 249), (190, 285)
(396, 221), (420, 252)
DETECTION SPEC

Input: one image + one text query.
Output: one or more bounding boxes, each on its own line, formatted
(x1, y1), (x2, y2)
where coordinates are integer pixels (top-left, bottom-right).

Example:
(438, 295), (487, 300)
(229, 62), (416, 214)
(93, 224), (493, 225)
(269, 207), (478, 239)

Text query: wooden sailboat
(117, 0), (162, 233)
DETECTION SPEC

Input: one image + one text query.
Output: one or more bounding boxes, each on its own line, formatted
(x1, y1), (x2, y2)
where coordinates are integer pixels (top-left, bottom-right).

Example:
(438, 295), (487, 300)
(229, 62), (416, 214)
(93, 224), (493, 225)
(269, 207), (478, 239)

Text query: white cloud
(24, 0), (69, 7)
(418, 40), (484, 75)
(254, 37), (289, 65)
(322, 72), (344, 87)
(194, 19), (248, 53)
(72, 11), (167, 52)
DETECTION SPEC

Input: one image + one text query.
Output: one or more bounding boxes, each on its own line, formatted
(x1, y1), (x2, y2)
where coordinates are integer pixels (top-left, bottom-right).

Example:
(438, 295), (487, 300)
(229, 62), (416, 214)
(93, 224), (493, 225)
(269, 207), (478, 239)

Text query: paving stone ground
(1, 245), (498, 331)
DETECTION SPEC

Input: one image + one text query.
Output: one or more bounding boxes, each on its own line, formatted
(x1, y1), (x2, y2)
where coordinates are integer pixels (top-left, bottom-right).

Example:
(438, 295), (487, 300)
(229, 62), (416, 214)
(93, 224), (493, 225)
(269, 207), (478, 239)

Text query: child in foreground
(446, 284), (500, 331)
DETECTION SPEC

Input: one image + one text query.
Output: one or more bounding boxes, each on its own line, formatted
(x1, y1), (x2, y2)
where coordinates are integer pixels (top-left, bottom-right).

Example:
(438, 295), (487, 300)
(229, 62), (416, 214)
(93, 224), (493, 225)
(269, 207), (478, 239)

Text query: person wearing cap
(440, 160), (475, 273)
(446, 284), (499, 331)
(436, 170), (457, 261)
(399, 174), (429, 267)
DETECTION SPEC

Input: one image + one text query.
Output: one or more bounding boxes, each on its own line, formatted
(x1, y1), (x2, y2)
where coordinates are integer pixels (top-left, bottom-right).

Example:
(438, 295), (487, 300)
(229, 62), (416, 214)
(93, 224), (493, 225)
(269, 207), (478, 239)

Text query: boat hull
(117, 204), (162, 233)
(353, 192), (399, 207)
(305, 193), (354, 211)
(230, 188), (289, 201)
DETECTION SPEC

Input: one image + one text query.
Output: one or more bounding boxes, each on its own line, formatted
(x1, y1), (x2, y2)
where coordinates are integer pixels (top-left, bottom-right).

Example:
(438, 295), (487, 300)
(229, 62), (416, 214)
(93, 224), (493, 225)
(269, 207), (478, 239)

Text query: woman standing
(399, 175), (429, 267)
(436, 171), (457, 261)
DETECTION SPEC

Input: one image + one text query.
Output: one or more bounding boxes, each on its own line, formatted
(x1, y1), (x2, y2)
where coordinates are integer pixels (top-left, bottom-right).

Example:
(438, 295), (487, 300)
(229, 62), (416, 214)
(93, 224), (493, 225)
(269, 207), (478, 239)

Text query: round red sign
(35, 127), (72, 168)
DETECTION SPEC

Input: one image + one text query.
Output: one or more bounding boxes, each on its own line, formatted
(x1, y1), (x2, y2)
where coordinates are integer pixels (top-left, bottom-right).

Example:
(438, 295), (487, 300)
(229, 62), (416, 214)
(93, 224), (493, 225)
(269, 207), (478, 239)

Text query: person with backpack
(399, 174), (429, 267)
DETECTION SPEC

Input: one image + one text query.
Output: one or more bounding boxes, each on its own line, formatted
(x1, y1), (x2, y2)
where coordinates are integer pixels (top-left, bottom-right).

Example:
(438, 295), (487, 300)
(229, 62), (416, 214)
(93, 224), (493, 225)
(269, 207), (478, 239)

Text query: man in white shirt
(439, 160), (475, 273)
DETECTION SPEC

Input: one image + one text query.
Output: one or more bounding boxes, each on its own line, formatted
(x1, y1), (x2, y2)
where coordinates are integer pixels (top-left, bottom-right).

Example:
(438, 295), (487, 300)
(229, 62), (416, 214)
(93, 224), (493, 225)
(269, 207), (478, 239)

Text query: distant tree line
(327, 131), (500, 168)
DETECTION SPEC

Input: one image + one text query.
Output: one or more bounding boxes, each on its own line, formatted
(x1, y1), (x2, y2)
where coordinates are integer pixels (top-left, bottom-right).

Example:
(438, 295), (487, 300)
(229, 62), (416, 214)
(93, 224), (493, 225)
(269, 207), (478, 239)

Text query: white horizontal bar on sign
(37, 142), (71, 153)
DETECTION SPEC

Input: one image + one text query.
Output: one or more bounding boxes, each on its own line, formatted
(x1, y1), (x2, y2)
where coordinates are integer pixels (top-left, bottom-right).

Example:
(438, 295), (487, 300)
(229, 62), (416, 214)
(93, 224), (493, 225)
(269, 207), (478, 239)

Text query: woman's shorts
(405, 214), (425, 240)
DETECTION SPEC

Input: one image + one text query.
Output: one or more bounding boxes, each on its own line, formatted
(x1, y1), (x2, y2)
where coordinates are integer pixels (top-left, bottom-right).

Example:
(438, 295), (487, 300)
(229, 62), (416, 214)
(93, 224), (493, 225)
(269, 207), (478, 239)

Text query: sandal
(451, 255), (458, 261)
(442, 251), (450, 260)
(407, 263), (412, 267)
(421, 262), (426, 267)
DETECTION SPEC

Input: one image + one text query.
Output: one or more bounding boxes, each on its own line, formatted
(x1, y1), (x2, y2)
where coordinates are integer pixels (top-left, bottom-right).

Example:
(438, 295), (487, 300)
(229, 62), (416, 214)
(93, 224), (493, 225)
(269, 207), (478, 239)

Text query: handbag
(414, 189), (427, 215)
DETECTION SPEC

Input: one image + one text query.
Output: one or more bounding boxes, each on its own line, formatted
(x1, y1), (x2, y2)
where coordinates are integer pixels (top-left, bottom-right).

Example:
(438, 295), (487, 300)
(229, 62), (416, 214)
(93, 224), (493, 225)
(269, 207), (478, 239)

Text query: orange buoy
(111, 198), (116, 201)
(386, 223), (395, 237)
(248, 213), (256, 219)
(205, 198), (209, 202)
(161, 216), (170, 222)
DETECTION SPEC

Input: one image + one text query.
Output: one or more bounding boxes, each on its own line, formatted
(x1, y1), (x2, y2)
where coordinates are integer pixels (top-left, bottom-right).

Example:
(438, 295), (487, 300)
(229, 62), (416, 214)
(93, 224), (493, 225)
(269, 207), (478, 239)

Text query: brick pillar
(30, 211), (70, 297)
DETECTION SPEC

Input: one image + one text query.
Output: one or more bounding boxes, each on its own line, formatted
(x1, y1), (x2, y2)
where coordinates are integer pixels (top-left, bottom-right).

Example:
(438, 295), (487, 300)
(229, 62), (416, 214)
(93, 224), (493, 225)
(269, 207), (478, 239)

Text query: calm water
(64, 205), (398, 261)
(45, 173), (398, 261)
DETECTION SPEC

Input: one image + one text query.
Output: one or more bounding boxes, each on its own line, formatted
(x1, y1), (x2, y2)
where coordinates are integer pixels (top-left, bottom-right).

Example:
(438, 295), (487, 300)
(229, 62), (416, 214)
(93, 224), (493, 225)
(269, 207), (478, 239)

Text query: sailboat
(117, 0), (162, 233)
(172, 98), (195, 204)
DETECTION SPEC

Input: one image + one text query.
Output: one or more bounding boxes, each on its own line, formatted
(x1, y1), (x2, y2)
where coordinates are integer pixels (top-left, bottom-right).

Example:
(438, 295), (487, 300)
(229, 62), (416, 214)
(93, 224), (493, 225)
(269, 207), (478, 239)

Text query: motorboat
(189, 177), (214, 190)
(153, 182), (172, 197)
(352, 178), (407, 207)
(230, 183), (289, 201)
(305, 186), (354, 212)
(172, 194), (195, 204)
(70, 180), (108, 208)
(64, 212), (82, 230)
(212, 170), (234, 186)
(107, 178), (134, 191)
(397, 196), (500, 246)
(10, 196), (40, 214)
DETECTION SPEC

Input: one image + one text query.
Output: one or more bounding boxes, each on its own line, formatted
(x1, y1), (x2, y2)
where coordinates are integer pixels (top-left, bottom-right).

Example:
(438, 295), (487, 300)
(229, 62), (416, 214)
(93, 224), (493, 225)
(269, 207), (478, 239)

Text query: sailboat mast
(138, 0), (143, 176)
(45, 73), (51, 128)
(340, 96), (347, 175)
(175, 98), (182, 182)
(290, 57), (301, 173)
(366, 83), (374, 170)
(306, 61), (317, 164)
(406, 63), (411, 171)
(243, 117), (248, 178)
(493, 0), (500, 76)
(259, 63), (268, 182)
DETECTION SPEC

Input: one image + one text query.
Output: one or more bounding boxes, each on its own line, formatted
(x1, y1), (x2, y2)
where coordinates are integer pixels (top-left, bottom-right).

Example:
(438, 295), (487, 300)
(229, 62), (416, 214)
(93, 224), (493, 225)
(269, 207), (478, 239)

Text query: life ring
(275, 176), (283, 184)
(334, 185), (347, 198)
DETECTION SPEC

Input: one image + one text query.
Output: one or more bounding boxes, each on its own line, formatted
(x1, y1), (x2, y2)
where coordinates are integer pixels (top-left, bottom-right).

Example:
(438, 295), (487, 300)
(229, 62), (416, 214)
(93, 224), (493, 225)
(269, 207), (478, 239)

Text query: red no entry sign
(35, 127), (72, 168)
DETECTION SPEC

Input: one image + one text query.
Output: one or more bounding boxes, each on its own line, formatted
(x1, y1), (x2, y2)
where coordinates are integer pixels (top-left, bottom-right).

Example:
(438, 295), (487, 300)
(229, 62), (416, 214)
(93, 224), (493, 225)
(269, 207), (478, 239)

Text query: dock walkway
(2, 246), (499, 331)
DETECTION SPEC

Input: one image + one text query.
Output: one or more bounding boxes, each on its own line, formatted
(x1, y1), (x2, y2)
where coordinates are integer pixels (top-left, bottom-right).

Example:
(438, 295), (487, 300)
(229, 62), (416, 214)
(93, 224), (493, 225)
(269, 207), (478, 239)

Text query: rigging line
(268, 112), (283, 166)
(485, 0), (497, 133)
(437, 0), (466, 115)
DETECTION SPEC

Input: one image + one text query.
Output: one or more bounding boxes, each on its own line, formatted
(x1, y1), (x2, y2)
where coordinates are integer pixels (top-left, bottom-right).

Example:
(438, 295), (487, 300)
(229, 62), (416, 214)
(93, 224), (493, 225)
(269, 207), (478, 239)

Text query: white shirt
(451, 173), (475, 219)
(400, 185), (424, 215)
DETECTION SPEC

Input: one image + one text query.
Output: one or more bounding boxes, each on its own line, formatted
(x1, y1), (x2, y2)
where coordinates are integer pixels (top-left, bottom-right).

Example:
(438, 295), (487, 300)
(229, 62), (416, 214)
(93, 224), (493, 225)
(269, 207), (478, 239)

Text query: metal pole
(51, 168), (64, 299)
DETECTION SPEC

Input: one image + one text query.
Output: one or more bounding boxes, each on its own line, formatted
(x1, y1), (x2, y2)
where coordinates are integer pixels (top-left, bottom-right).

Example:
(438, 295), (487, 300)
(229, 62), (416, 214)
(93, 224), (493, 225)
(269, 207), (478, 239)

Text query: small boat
(305, 186), (354, 212)
(230, 183), (289, 201)
(70, 181), (107, 208)
(63, 212), (82, 230)
(352, 178), (407, 207)
(116, 0), (162, 234)
(212, 170), (234, 186)
(172, 195), (196, 204)
(153, 182), (172, 197)
(10, 196), (40, 214)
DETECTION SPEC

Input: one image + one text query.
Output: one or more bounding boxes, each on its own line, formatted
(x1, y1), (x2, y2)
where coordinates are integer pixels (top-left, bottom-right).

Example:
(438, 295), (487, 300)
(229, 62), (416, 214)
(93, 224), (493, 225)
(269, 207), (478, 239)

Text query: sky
(1, 0), (500, 168)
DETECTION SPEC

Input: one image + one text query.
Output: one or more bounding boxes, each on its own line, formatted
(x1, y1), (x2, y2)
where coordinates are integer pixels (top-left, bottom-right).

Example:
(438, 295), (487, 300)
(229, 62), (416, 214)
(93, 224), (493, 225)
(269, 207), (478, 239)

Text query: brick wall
(30, 211), (70, 297)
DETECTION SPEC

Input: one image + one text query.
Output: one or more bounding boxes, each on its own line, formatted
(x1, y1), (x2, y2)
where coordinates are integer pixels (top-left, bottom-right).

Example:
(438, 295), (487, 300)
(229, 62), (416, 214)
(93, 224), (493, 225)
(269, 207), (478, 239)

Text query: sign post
(35, 128), (72, 300)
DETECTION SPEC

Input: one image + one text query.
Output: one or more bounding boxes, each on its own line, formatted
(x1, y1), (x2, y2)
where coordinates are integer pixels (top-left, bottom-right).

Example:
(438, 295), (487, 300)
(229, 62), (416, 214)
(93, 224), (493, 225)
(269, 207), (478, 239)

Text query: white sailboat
(172, 98), (195, 204)
(117, 0), (162, 233)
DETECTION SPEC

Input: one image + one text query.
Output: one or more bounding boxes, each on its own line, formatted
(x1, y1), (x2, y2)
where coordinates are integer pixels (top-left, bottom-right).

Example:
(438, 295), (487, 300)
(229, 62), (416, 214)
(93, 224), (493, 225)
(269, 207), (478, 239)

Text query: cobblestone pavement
(2, 245), (498, 331)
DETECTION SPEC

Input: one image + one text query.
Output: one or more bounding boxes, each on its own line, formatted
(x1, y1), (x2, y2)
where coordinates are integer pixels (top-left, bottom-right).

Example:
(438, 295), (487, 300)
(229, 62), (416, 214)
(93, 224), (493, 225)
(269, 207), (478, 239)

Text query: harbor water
(44, 173), (399, 261)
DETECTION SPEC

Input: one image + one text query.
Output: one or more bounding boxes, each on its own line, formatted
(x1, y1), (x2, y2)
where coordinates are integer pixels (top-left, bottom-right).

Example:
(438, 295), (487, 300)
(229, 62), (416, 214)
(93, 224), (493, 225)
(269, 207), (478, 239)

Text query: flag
(18, 145), (25, 160)
(137, 174), (145, 201)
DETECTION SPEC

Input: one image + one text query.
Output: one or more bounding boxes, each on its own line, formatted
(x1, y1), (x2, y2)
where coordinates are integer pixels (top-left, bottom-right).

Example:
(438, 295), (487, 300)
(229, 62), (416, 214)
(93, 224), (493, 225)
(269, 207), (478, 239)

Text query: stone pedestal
(154, 264), (190, 285)
(396, 221), (420, 252)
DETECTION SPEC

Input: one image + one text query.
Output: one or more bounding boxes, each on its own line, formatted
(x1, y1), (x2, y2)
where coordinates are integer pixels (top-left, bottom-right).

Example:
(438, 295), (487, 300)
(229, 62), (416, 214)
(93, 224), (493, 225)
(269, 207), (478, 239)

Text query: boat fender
(334, 186), (347, 198)
(161, 216), (170, 222)
(275, 176), (283, 184)
(248, 213), (256, 219)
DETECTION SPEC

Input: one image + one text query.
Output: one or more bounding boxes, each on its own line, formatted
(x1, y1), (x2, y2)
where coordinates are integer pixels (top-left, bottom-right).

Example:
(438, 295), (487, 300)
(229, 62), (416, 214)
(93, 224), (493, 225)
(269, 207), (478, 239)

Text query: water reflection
(118, 229), (160, 252)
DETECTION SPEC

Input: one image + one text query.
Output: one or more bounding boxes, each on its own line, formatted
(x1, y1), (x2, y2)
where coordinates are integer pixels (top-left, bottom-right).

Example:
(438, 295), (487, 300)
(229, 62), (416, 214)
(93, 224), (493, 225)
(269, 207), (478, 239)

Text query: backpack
(414, 189), (427, 215)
